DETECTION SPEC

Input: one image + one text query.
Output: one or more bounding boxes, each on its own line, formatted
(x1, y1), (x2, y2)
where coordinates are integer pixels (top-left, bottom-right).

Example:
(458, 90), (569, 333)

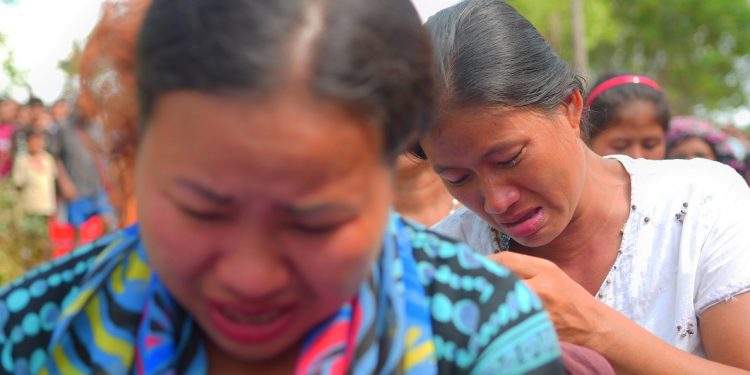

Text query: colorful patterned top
(0, 214), (563, 374)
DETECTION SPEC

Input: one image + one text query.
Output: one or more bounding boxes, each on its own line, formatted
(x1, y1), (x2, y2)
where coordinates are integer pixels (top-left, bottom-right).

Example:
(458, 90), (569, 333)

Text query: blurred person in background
(25, 97), (46, 130)
(11, 102), (33, 155)
(0, 98), (18, 178)
(585, 73), (671, 160)
(11, 129), (57, 260)
(394, 152), (460, 226)
(54, 104), (117, 244)
(667, 116), (748, 177)
(50, 98), (70, 125)
(30, 111), (60, 156)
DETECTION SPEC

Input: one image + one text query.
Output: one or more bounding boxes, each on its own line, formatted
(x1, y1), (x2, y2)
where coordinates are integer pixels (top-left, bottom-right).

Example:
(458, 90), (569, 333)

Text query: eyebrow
(174, 178), (234, 205)
(433, 143), (516, 174)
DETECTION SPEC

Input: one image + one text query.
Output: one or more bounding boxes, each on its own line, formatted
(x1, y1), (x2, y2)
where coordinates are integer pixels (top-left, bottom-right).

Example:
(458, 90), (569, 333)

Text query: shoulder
(0, 226), (140, 374)
(611, 155), (747, 211)
(399, 218), (563, 373)
(614, 155), (741, 192)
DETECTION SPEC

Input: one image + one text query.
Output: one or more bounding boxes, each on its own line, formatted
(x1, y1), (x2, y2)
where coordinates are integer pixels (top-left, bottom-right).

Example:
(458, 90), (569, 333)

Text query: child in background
(585, 73), (671, 160)
(11, 129), (57, 260)
(12, 129), (57, 219)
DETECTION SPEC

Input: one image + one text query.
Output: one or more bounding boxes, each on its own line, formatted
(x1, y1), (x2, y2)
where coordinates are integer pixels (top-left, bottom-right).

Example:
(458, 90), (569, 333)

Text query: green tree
(590, 0), (750, 114)
(505, 0), (619, 75)
(506, 0), (750, 116)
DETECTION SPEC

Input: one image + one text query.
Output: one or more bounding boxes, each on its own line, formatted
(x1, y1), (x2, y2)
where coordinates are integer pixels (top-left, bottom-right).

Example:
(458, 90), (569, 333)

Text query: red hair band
(585, 75), (661, 106)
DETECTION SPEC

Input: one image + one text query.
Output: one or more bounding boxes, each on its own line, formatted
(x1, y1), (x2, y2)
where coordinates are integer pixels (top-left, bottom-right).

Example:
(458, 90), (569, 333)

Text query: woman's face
(590, 100), (666, 160)
(667, 136), (717, 161)
(136, 91), (393, 363)
(420, 98), (586, 248)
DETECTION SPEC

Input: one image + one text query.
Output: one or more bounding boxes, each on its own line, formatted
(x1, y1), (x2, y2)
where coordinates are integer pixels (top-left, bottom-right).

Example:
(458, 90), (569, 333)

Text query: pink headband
(585, 75), (661, 106)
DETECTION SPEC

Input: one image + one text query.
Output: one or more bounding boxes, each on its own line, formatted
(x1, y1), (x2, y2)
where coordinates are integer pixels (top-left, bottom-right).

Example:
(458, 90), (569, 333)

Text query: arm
(55, 158), (77, 200)
(700, 293), (750, 369)
(11, 156), (25, 190)
(492, 252), (750, 374)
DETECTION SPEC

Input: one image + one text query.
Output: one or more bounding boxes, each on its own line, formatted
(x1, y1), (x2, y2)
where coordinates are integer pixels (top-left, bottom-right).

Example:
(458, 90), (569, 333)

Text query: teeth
(222, 309), (281, 324)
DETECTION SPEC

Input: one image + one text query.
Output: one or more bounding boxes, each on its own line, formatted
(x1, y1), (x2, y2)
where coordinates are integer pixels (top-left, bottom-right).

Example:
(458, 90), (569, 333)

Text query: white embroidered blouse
(432, 155), (750, 356)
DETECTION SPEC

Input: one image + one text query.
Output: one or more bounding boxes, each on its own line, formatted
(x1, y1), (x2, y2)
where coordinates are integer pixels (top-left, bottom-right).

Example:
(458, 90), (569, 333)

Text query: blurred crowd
(0, 95), (117, 267)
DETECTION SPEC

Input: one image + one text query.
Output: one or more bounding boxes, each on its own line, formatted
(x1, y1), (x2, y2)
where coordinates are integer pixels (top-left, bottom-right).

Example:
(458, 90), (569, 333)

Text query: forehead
(431, 105), (557, 141)
(143, 91), (383, 184)
(612, 100), (660, 125)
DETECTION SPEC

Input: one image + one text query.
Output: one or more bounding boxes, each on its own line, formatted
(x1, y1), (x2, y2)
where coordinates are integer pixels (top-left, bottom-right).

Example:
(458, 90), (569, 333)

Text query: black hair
(411, 0), (584, 159)
(136, 0), (435, 162)
(25, 128), (45, 139)
(585, 72), (671, 141)
(26, 97), (44, 107)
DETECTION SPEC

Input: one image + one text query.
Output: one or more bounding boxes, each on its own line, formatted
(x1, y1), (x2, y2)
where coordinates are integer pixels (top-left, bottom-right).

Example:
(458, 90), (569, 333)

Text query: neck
(514, 147), (631, 294)
(394, 158), (455, 226)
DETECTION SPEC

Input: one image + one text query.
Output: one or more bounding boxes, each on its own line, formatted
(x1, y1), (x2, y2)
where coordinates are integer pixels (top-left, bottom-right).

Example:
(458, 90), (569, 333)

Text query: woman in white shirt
(419, 0), (750, 373)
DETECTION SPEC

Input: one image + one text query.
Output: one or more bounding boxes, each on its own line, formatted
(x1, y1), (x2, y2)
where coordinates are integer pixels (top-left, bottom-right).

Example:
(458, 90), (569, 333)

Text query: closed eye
(177, 204), (231, 222)
(498, 147), (524, 168)
(444, 174), (470, 185)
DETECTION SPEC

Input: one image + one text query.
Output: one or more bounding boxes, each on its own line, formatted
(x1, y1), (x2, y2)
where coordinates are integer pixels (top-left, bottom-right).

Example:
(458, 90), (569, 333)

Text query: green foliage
(0, 31), (29, 97)
(0, 180), (50, 285)
(506, 0), (618, 64)
(57, 41), (82, 77)
(57, 41), (83, 98)
(506, 0), (750, 116)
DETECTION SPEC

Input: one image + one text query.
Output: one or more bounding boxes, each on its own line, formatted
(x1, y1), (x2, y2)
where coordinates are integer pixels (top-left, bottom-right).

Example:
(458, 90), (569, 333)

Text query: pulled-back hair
(136, 0), (436, 162)
(425, 0), (583, 112)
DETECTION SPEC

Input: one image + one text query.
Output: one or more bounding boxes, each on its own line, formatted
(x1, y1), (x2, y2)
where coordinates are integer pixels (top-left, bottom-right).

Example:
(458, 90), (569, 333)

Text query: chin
(215, 332), (301, 363)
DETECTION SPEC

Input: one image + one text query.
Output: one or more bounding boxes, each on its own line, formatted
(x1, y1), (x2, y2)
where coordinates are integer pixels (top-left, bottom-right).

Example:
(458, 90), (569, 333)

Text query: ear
(562, 90), (584, 138)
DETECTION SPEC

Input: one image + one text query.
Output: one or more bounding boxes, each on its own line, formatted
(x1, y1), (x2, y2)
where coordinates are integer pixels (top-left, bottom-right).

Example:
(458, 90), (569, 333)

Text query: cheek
(291, 204), (389, 302)
(138, 184), (215, 293)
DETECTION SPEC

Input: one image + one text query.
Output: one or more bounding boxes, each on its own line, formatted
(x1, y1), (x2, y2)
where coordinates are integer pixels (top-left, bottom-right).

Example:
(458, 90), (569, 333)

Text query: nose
(628, 146), (644, 159)
(215, 225), (291, 299)
(480, 177), (520, 215)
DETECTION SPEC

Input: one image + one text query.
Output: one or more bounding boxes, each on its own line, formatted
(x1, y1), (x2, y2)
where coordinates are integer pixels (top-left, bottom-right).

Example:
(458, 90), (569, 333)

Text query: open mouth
(209, 303), (296, 343)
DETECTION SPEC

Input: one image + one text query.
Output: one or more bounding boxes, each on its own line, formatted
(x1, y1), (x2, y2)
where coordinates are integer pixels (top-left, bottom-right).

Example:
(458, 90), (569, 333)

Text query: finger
(488, 251), (546, 278)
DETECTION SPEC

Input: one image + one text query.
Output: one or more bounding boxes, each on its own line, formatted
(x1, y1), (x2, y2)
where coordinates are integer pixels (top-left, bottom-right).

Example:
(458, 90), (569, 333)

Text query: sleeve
(464, 252), (564, 375)
(410, 224), (564, 374)
(695, 171), (750, 315)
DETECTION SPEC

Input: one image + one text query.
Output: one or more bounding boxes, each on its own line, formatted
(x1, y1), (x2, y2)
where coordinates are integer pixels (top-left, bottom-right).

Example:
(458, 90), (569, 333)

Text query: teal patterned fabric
(0, 214), (562, 374)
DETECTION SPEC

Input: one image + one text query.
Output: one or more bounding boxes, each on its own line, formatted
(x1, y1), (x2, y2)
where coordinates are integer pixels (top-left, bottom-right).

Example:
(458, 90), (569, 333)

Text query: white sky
(0, 0), (747, 127)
